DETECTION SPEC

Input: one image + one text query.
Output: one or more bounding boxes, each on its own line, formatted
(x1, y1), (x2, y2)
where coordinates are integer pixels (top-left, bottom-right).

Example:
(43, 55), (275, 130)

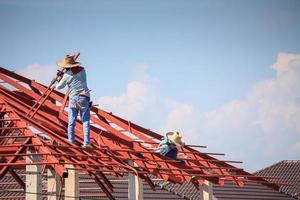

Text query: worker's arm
(55, 72), (71, 90)
(158, 143), (171, 156)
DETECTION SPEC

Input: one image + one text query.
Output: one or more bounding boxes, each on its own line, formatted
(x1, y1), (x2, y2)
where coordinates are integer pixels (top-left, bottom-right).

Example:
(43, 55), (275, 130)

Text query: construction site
(0, 66), (285, 200)
(1, 0), (300, 199)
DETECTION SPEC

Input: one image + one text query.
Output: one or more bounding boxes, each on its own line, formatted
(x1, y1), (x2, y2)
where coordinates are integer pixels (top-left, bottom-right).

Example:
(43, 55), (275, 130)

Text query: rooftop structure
(0, 66), (279, 199)
(255, 160), (300, 199)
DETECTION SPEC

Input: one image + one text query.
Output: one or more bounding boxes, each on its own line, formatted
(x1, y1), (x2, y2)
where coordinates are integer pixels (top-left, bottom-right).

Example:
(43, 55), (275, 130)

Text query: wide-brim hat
(57, 55), (81, 68)
(166, 131), (185, 147)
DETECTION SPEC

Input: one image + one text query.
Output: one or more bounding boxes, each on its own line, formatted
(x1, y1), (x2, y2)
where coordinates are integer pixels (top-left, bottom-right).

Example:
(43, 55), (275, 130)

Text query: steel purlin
(0, 67), (279, 191)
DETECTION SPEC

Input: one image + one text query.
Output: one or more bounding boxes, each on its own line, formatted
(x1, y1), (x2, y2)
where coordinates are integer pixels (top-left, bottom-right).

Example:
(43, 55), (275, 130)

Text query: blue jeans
(165, 148), (185, 164)
(68, 95), (90, 145)
(165, 148), (178, 159)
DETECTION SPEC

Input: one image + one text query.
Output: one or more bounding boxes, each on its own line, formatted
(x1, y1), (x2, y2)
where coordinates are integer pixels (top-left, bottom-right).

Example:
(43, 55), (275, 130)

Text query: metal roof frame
(0, 67), (279, 199)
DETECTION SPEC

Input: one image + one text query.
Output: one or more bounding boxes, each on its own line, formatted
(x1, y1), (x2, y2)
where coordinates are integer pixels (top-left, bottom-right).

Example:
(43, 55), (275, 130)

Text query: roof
(149, 160), (300, 200)
(1, 168), (297, 200)
(0, 66), (279, 199)
(213, 182), (296, 200)
(0, 170), (190, 200)
(254, 160), (300, 199)
(155, 176), (296, 200)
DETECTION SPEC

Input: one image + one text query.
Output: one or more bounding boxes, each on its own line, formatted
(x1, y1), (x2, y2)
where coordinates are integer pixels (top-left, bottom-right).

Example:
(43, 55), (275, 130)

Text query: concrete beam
(200, 180), (213, 200)
(47, 168), (61, 200)
(26, 149), (42, 200)
(128, 161), (143, 200)
(64, 164), (79, 200)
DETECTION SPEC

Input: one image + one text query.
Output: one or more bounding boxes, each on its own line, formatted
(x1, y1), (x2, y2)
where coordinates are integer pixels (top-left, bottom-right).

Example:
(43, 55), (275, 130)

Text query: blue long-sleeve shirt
(158, 137), (177, 156)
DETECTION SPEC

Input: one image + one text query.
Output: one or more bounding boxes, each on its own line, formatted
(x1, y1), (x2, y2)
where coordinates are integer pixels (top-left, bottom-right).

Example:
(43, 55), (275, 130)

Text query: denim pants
(165, 148), (178, 159)
(68, 95), (90, 145)
(165, 148), (185, 164)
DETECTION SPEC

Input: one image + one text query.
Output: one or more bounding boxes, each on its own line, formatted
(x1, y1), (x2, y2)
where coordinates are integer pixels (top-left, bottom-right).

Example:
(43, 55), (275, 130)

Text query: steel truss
(0, 67), (279, 199)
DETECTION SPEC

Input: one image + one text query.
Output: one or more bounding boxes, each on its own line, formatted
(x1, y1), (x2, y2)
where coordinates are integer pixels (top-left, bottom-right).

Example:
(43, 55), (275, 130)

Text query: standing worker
(55, 53), (92, 149)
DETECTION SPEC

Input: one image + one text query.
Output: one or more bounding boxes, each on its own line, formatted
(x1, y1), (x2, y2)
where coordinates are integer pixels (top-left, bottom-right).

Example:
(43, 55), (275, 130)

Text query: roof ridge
(254, 160), (300, 200)
(282, 160), (300, 163)
(254, 160), (284, 174)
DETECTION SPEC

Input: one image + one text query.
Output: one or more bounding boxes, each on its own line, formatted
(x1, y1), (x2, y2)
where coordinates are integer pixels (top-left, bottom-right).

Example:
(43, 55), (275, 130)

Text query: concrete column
(47, 168), (61, 200)
(200, 180), (213, 200)
(128, 161), (143, 200)
(64, 164), (79, 200)
(26, 149), (42, 200)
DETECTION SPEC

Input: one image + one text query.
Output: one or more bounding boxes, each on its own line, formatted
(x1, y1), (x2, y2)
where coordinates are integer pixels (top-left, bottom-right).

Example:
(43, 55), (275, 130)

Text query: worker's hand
(55, 69), (66, 81)
(56, 70), (63, 77)
(56, 75), (62, 82)
(50, 69), (64, 86)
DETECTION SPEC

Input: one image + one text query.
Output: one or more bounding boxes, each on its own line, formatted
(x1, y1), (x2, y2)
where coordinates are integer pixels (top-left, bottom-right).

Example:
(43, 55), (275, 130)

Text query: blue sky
(1, 0), (300, 172)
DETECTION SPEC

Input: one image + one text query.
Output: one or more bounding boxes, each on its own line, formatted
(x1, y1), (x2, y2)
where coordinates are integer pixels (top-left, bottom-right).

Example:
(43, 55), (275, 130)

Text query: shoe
(82, 143), (93, 150)
(190, 175), (200, 182)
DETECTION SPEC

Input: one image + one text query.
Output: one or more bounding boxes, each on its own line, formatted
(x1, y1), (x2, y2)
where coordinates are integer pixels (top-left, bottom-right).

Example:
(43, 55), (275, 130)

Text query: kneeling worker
(158, 132), (200, 184)
(55, 53), (92, 149)
(158, 131), (185, 161)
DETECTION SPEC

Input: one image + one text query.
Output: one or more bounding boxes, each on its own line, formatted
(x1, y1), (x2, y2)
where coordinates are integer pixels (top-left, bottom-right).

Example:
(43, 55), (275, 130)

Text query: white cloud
(99, 80), (150, 120)
(162, 52), (300, 171)
(251, 53), (300, 138)
(98, 65), (153, 121)
(98, 53), (300, 171)
(162, 101), (197, 132)
(18, 63), (57, 84)
(293, 141), (300, 153)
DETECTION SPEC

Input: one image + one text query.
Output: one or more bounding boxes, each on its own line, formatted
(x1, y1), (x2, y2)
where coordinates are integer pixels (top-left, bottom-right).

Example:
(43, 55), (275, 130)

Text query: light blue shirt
(158, 137), (176, 156)
(55, 68), (90, 98)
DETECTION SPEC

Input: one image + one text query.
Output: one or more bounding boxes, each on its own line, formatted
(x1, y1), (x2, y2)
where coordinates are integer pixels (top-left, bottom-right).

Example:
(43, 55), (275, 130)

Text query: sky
(0, 0), (300, 172)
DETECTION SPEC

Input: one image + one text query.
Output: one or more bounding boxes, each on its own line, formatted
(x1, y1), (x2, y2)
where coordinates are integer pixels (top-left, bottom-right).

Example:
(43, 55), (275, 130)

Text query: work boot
(190, 175), (201, 182)
(82, 143), (93, 150)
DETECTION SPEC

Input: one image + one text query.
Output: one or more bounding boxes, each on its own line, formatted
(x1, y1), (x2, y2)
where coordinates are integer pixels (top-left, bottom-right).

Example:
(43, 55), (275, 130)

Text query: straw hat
(57, 55), (81, 68)
(166, 131), (185, 147)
